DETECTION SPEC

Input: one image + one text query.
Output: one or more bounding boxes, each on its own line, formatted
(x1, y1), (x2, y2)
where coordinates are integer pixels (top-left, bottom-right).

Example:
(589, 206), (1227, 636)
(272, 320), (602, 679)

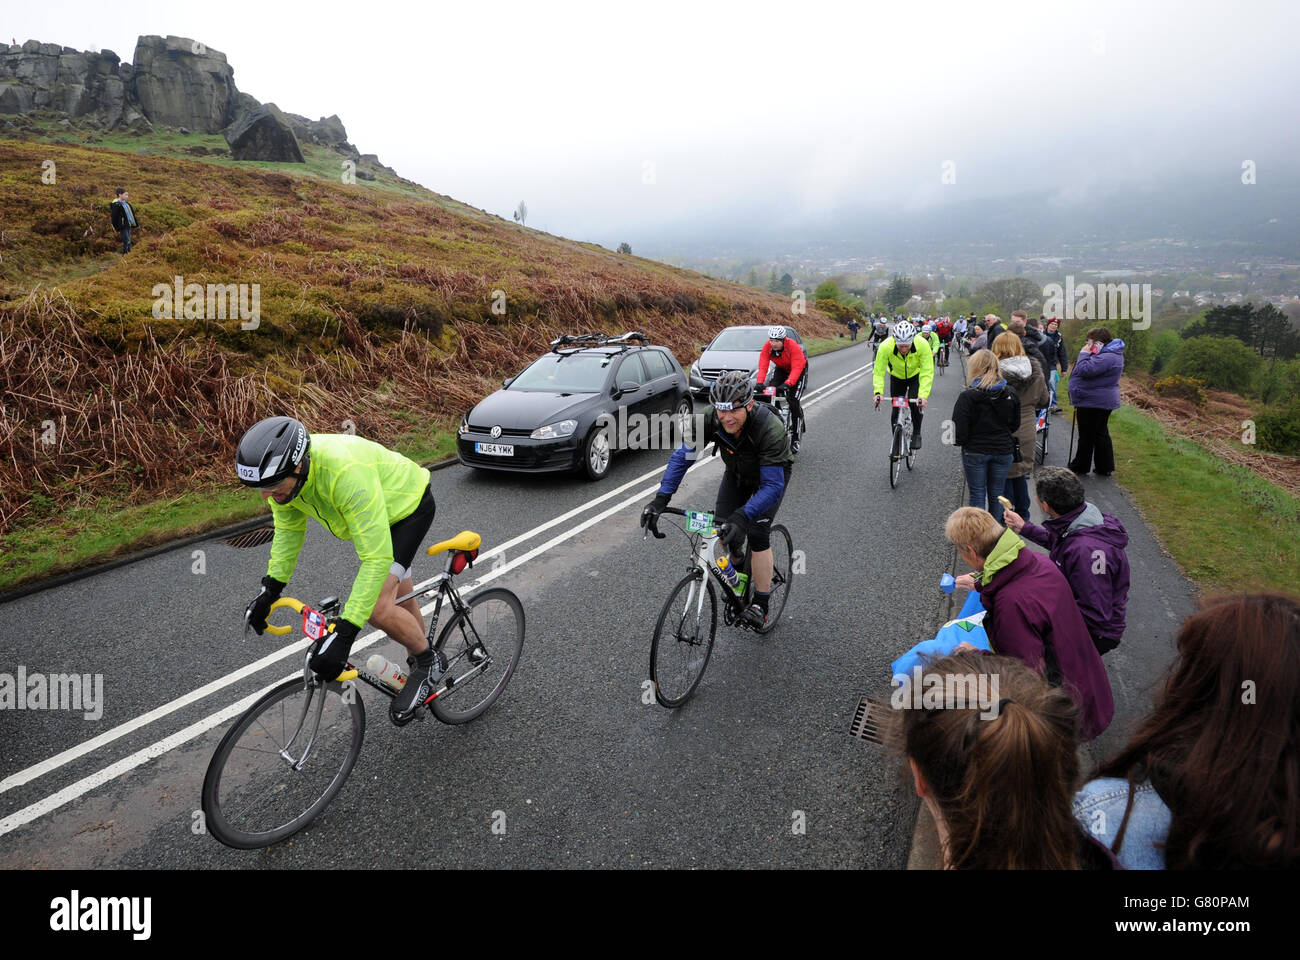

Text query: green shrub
(1168, 336), (1260, 394)
(1255, 403), (1300, 455)
(1154, 374), (1207, 406)
(1149, 329), (1183, 374)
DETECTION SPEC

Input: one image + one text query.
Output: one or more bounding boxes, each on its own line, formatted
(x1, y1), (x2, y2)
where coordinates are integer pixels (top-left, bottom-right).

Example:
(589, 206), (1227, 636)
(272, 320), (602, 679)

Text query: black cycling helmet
(236, 416), (310, 497)
(709, 370), (754, 411)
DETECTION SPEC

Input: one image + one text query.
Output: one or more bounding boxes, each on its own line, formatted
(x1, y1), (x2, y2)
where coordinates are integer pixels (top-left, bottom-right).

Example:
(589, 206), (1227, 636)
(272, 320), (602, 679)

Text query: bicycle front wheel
(201, 676), (364, 849)
(758, 524), (794, 634)
(650, 570), (716, 708)
(890, 425), (903, 488)
(431, 587), (525, 724)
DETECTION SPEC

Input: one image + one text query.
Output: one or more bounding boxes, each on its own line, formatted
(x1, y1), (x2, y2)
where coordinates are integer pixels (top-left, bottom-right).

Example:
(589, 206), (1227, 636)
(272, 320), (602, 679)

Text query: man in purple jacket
(1001, 466), (1130, 655)
(1067, 327), (1125, 476)
(945, 506), (1115, 741)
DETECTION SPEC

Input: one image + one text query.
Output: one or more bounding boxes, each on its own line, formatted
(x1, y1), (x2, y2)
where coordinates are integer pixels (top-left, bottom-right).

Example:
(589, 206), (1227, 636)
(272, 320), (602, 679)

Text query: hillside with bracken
(0, 138), (841, 588)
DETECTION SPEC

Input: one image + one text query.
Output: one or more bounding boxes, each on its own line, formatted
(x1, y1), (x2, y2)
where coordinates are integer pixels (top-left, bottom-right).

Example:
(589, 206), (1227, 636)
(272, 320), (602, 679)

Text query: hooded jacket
(952, 377), (1020, 455)
(998, 355), (1050, 479)
(1018, 502), (1130, 653)
(976, 529), (1116, 741)
(1068, 338), (1125, 410)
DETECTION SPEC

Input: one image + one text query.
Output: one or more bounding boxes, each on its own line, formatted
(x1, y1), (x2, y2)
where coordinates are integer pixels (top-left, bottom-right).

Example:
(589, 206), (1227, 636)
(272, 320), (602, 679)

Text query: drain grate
(219, 526), (276, 549)
(849, 695), (902, 749)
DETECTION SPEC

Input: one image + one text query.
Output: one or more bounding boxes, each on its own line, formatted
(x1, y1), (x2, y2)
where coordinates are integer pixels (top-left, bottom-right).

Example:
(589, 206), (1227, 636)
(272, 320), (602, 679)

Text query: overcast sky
(9, 0), (1299, 247)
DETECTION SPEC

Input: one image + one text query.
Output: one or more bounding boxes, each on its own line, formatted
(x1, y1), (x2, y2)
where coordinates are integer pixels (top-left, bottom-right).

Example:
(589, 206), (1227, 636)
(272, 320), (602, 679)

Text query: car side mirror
(617, 381), (640, 397)
(503, 376), (515, 388)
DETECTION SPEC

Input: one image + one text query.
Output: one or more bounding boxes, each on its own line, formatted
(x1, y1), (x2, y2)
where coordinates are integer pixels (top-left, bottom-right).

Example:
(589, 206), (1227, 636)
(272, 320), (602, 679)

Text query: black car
(457, 332), (693, 481)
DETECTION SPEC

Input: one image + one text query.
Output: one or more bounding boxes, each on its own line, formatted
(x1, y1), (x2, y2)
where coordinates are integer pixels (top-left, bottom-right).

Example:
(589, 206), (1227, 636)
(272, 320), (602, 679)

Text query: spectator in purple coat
(1067, 326), (1125, 476)
(1001, 466), (1131, 655)
(945, 506), (1115, 741)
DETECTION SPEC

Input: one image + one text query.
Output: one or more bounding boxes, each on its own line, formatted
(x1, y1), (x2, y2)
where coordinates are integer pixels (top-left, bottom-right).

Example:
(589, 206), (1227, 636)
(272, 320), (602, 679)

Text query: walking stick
(1068, 409), (1078, 466)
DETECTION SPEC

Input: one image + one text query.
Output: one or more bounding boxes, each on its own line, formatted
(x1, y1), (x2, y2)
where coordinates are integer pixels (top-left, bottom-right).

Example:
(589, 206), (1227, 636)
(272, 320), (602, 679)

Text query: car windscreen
(510, 352), (612, 393)
(708, 328), (775, 351)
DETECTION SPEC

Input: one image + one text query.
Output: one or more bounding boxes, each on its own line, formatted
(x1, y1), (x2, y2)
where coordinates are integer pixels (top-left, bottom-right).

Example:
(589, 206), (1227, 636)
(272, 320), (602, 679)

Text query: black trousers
(1071, 407), (1114, 474)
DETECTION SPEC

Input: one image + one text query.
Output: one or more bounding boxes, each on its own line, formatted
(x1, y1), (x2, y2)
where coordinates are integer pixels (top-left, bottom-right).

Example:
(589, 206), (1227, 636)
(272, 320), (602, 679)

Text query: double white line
(0, 357), (874, 838)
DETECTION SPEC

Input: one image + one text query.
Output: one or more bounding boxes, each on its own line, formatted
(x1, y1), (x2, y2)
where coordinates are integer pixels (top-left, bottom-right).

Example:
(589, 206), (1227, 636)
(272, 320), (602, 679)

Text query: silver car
(688, 325), (803, 399)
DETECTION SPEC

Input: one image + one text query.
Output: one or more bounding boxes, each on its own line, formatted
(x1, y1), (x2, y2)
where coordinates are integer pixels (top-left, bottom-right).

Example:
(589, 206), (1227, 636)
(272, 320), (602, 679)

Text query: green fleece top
(266, 434), (431, 627)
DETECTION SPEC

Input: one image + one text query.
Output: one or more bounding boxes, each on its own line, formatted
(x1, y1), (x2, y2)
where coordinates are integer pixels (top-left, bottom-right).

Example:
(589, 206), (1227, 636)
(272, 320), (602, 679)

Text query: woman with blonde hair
(991, 332), (1050, 517)
(951, 350), (1019, 523)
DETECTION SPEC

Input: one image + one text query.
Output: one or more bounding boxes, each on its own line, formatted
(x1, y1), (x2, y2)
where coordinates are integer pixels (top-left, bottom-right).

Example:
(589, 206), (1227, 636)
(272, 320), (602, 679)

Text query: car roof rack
(549, 331), (650, 355)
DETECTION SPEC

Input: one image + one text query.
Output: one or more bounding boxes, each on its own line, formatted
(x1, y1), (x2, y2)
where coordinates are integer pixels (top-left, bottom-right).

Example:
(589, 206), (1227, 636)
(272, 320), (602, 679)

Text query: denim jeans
(119, 226), (133, 253)
(963, 451), (1014, 522)
(1003, 474), (1031, 518)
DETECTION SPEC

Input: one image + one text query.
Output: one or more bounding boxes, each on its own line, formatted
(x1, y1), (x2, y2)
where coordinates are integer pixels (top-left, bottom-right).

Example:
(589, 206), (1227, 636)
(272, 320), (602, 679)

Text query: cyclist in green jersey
(236, 417), (442, 720)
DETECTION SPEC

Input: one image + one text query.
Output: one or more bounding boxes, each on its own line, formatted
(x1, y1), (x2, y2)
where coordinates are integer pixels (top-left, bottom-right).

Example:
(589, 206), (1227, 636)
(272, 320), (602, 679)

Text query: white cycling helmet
(922, 323), (934, 333)
(767, 325), (787, 341)
(892, 320), (917, 345)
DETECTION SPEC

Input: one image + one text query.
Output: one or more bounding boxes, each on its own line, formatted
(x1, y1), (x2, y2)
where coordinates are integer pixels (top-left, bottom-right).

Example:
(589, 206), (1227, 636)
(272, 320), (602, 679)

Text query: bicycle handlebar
(260, 597), (357, 684)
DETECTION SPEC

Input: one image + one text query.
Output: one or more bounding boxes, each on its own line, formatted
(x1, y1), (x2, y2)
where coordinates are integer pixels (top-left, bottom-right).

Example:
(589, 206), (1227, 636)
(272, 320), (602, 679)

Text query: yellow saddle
(426, 530), (483, 556)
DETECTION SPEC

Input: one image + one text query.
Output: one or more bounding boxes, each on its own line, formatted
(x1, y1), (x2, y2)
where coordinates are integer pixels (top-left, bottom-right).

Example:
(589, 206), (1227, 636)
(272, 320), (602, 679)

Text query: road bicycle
(877, 396), (922, 488)
(936, 340), (950, 376)
(1035, 379), (1056, 465)
(755, 382), (803, 452)
(643, 506), (793, 708)
(201, 531), (524, 849)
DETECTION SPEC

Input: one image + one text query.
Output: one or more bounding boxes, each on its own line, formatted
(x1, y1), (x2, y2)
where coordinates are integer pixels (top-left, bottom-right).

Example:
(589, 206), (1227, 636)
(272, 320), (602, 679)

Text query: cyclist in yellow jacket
(236, 417), (440, 719)
(872, 319), (934, 448)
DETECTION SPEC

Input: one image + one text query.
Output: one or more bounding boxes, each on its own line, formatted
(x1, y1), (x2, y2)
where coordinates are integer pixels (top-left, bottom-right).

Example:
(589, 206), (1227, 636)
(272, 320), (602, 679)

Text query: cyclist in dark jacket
(642, 371), (793, 629)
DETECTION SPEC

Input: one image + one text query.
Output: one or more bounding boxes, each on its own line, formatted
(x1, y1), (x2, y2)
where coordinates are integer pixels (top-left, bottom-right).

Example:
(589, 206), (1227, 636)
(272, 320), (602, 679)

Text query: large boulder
(131, 35), (236, 133)
(223, 104), (304, 162)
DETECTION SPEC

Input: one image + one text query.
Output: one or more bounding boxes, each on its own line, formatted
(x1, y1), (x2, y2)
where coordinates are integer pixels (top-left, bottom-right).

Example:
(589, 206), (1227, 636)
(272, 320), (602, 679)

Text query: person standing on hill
(1040, 318), (1070, 411)
(991, 332), (1050, 518)
(1068, 327), (1125, 477)
(109, 187), (138, 254)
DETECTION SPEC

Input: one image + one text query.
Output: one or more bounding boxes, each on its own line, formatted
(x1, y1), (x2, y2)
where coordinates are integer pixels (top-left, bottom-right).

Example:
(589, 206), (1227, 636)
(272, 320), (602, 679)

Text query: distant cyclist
(641, 371), (794, 629)
(756, 325), (808, 454)
(871, 316), (891, 350)
(935, 315), (954, 364)
(872, 320), (934, 449)
(236, 417), (443, 721)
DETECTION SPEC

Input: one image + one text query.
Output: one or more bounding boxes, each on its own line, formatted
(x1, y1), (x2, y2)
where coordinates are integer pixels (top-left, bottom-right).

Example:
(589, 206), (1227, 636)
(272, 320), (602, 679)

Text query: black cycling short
(388, 482), (436, 580)
(714, 466), (791, 552)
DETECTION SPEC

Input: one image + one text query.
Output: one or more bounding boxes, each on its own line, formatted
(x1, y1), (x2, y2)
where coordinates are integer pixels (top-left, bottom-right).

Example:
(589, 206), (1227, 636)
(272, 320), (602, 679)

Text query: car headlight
(458, 414), (469, 435)
(530, 419), (577, 440)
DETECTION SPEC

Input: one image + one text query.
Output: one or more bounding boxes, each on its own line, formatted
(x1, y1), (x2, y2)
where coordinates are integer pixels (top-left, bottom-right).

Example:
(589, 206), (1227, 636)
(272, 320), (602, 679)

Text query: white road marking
(0, 354), (874, 835)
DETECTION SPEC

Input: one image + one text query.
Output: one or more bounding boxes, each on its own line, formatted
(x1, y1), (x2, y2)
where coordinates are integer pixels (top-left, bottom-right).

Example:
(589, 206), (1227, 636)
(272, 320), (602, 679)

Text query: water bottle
(366, 654), (407, 691)
(940, 573), (956, 594)
(716, 555), (743, 594)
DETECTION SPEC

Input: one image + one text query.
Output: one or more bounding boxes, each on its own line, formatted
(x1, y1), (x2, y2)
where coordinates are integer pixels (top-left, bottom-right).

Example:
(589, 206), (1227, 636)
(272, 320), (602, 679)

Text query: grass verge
(1058, 374), (1299, 594)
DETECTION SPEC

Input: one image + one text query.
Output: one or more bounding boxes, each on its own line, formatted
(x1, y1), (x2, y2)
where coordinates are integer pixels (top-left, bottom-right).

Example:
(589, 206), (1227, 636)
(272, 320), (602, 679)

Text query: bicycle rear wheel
(202, 676), (364, 849)
(758, 524), (793, 634)
(650, 570), (716, 708)
(431, 587), (525, 724)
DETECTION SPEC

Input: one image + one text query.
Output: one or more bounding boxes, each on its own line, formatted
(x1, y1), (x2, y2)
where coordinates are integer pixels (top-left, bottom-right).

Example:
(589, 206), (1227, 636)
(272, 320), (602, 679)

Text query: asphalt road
(0, 340), (1195, 869)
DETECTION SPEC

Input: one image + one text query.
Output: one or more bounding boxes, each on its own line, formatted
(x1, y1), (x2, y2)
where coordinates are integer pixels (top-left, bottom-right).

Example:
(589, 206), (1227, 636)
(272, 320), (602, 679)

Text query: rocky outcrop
(224, 104), (304, 162)
(131, 35), (236, 133)
(0, 35), (388, 168)
(0, 42), (131, 125)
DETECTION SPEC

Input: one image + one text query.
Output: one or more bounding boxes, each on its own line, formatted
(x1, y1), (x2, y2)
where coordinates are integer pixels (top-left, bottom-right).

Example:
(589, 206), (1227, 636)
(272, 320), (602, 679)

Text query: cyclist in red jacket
(756, 326), (808, 453)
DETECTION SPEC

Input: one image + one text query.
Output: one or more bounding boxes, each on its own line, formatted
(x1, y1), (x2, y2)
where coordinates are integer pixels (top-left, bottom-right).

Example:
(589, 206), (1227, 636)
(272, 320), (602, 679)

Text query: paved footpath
(907, 432), (1201, 868)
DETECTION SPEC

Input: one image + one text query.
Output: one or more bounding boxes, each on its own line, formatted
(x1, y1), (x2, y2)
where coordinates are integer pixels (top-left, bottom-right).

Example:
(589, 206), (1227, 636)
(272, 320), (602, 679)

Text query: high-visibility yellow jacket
(872, 337), (934, 398)
(267, 434), (431, 628)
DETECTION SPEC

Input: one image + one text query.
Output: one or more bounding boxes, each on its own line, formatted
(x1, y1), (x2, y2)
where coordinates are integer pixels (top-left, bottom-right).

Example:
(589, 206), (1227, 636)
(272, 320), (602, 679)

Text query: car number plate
(475, 442), (514, 456)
